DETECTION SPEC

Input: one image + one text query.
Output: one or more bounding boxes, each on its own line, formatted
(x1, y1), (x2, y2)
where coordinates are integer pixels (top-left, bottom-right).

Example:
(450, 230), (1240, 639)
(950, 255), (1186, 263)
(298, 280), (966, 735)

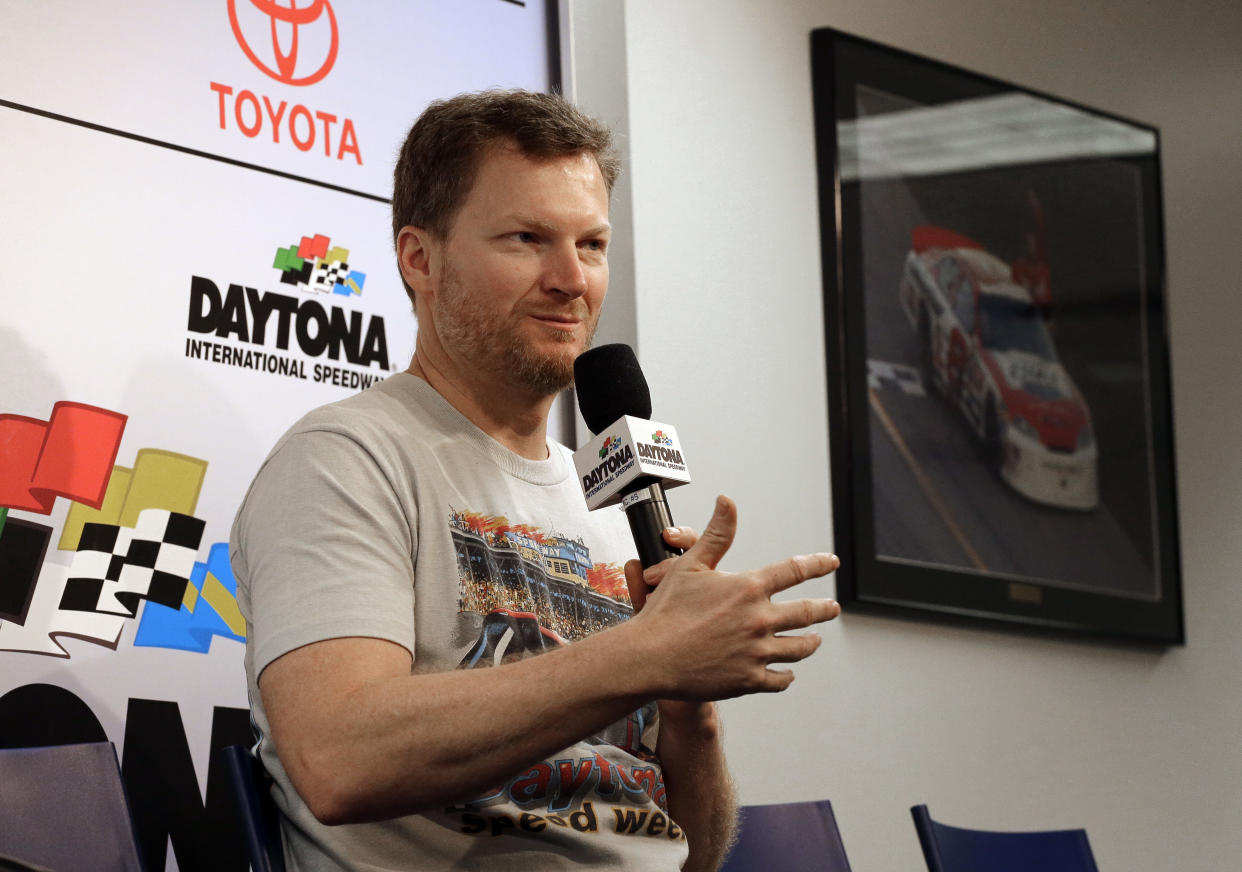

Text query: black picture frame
(810, 29), (1183, 644)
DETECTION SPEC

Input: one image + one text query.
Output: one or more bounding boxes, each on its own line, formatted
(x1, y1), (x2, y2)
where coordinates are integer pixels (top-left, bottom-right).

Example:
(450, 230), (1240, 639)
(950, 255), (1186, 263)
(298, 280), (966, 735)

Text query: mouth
(528, 312), (583, 329)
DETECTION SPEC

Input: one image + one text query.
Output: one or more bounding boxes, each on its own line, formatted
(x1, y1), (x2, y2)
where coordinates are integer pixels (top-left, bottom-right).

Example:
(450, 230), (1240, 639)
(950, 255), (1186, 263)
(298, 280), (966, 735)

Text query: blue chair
(911, 804), (1100, 872)
(219, 744), (287, 872)
(720, 799), (853, 871)
(0, 741), (145, 872)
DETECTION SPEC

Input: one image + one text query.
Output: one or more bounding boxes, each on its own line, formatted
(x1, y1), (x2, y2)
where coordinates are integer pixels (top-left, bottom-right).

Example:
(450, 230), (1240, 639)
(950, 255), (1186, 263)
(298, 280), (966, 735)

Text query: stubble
(434, 259), (597, 396)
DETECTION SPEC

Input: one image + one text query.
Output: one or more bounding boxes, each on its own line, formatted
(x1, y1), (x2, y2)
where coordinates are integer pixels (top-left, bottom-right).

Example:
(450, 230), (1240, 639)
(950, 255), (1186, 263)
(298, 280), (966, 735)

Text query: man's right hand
(623, 494), (841, 701)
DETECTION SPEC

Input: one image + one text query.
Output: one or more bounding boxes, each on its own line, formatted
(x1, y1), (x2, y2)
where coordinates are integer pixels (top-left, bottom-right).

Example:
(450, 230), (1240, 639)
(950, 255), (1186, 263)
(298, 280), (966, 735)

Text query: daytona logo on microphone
(574, 417), (691, 510)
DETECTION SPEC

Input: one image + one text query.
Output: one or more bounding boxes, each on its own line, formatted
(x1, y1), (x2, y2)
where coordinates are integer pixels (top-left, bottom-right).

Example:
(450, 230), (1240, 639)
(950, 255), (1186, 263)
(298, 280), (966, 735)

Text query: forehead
(453, 145), (609, 226)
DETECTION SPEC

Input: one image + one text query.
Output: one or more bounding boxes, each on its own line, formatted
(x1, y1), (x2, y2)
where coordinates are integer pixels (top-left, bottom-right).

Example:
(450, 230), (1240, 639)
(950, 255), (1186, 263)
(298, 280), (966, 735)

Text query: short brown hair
(392, 89), (620, 304)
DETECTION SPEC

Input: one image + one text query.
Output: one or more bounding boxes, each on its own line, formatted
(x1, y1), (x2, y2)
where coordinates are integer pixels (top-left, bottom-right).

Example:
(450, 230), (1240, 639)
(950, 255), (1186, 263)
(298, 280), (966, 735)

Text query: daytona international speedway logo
(273, 233), (366, 297)
(599, 435), (622, 459)
(651, 430), (673, 446)
(184, 232), (390, 390)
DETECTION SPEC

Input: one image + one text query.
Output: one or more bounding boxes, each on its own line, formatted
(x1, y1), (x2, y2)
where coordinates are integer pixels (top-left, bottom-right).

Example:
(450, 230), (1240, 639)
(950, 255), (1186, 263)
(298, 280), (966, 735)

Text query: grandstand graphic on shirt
(450, 508), (658, 763)
(449, 509), (663, 802)
(449, 509), (632, 651)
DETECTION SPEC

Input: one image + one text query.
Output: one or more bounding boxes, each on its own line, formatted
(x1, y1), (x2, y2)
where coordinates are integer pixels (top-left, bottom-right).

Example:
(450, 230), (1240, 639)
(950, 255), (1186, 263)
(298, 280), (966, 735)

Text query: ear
(396, 225), (440, 300)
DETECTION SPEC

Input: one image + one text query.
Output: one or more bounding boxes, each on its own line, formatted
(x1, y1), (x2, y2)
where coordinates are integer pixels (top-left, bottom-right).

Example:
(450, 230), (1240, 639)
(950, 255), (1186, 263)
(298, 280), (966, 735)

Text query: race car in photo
(897, 225), (1098, 510)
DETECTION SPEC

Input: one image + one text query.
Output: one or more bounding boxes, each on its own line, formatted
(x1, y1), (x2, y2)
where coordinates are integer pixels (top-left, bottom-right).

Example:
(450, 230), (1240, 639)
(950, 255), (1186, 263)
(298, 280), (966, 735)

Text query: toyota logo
(228, 0), (339, 87)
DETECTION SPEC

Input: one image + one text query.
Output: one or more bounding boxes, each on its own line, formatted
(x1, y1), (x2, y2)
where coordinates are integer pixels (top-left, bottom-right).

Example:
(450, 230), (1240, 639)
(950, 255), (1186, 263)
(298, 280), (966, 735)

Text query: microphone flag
(573, 416), (691, 511)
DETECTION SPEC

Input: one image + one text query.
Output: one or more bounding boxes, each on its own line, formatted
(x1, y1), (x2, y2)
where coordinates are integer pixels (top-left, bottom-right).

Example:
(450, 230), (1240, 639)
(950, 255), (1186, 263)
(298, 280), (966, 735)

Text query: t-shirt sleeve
(233, 427), (417, 677)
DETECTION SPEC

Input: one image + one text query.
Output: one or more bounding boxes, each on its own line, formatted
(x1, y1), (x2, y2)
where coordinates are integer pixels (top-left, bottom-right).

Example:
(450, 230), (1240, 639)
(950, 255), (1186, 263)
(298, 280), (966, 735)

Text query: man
(231, 90), (841, 871)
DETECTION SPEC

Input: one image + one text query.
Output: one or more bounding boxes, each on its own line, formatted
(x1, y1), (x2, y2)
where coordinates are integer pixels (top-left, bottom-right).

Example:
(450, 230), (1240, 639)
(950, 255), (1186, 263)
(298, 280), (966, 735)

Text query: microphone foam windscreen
(574, 344), (652, 434)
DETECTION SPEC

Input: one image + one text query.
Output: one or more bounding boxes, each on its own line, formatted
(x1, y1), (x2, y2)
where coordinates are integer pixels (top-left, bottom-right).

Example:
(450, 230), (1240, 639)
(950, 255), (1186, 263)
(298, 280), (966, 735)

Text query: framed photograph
(810, 29), (1183, 643)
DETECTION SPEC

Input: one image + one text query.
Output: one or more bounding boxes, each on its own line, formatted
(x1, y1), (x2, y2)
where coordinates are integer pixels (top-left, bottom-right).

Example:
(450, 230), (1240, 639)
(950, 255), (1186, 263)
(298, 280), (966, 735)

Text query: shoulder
(234, 376), (435, 527)
(263, 373), (467, 466)
(289, 373), (427, 440)
(230, 380), (428, 579)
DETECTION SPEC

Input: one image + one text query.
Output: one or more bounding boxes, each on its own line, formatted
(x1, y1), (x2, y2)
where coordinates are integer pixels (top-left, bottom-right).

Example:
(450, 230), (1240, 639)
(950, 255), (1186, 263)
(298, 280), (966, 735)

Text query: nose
(541, 242), (589, 299)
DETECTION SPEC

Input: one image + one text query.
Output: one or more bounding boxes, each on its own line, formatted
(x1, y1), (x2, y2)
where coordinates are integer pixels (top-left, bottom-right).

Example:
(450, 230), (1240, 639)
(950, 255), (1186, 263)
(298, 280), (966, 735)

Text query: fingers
(746, 600), (839, 694)
(641, 555), (676, 588)
(758, 552), (840, 594)
(732, 636), (823, 696)
(662, 525), (698, 549)
(770, 597), (841, 633)
(623, 559), (648, 612)
(683, 495), (737, 571)
(765, 631), (823, 663)
(748, 632), (827, 693)
(639, 528), (697, 588)
(757, 668), (796, 693)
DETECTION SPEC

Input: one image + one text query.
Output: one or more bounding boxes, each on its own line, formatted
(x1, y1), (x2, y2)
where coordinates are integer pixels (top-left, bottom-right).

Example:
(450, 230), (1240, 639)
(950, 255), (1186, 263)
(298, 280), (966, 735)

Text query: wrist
(586, 614), (669, 702)
(658, 699), (720, 739)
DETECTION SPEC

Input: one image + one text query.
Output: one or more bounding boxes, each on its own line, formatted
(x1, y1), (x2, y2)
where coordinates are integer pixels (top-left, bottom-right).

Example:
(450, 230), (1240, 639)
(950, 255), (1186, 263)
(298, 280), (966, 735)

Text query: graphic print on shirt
(449, 507), (661, 764)
(450, 508), (633, 647)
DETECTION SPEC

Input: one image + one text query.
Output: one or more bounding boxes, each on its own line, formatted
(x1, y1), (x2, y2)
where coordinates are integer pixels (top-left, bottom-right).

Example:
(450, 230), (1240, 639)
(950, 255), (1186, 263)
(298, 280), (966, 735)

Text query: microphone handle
(621, 479), (683, 568)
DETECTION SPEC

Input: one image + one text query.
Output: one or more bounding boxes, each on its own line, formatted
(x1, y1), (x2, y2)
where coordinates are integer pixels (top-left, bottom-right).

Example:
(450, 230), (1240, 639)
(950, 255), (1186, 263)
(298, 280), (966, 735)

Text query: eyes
(507, 230), (608, 256)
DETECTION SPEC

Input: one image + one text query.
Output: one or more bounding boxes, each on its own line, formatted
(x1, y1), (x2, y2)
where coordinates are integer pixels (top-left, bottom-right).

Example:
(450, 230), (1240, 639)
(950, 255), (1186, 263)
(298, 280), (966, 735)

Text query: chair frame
(911, 803), (1100, 872)
(0, 741), (145, 872)
(219, 744), (287, 872)
(719, 798), (853, 872)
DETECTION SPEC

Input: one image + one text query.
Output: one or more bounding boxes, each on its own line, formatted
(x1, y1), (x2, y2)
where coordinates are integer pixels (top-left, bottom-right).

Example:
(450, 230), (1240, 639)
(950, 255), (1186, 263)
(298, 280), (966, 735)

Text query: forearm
(657, 702), (737, 872)
(265, 621), (657, 824)
(267, 496), (841, 827)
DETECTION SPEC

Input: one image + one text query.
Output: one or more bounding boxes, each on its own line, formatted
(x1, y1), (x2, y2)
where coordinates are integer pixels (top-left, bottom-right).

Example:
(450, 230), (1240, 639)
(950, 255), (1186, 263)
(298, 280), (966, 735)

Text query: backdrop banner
(1, 2), (553, 867)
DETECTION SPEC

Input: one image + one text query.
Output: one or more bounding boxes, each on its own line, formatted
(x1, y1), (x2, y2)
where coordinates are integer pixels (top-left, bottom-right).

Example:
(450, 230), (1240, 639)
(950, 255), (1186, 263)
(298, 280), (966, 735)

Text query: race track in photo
(854, 164), (1161, 599)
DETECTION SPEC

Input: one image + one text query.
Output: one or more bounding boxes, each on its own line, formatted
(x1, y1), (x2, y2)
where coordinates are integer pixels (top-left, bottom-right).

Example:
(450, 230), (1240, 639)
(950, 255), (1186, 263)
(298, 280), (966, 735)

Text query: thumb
(623, 559), (648, 612)
(683, 495), (737, 571)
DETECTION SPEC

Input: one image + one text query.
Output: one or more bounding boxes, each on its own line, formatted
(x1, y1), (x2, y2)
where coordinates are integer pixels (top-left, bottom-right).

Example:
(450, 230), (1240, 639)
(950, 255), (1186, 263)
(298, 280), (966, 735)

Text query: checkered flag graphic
(309, 257), (352, 294)
(60, 509), (205, 617)
(323, 260), (350, 286)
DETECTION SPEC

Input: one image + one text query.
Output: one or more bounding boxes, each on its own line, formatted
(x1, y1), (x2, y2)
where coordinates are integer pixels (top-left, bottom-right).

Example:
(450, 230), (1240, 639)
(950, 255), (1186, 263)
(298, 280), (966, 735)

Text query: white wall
(574, 0), (1242, 869)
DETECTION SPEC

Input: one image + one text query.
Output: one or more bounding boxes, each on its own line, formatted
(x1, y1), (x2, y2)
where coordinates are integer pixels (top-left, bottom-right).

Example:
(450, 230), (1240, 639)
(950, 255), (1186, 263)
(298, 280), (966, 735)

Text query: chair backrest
(0, 741), (145, 872)
(719, 799), (853, 872)
(911, 804), (1100, 872)
(219, 744), (287, 872)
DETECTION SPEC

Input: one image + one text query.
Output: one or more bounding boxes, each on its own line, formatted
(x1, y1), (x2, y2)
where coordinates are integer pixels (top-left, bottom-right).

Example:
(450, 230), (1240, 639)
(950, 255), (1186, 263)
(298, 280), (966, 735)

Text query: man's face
(428, 145), (611, 396)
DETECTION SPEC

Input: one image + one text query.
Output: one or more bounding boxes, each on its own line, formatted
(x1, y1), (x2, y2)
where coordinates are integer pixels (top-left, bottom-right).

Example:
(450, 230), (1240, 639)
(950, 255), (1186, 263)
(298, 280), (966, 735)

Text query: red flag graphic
(0, 402), (127, 514)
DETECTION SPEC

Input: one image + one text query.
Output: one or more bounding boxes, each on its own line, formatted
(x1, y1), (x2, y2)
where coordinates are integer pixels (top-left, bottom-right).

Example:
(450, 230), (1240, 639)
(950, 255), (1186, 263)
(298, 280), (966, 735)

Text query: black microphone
(573, 344), (691, 568)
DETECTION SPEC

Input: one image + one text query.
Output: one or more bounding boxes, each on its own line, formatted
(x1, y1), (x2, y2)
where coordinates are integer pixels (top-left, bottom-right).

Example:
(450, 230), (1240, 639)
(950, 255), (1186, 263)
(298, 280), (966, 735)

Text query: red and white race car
(898, 226), (1098, 510)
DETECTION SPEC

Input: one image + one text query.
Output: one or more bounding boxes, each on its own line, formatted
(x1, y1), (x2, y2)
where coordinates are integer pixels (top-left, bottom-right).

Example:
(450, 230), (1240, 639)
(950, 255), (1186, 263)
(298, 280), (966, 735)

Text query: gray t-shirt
(231, 374), (689, 871)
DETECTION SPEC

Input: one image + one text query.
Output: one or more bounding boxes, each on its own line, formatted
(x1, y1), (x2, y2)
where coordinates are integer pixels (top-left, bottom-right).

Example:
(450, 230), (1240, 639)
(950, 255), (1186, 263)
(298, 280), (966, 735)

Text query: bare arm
(622, 505), (837, 871)
(656, 701), (736, 872)
(261, 495), (840, 826)
(624, 527), (738, 870)
(260, 620), (653, 824)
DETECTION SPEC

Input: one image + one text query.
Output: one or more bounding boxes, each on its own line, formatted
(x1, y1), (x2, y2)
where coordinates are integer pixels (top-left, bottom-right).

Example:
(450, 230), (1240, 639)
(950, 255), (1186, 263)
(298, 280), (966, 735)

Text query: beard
(433, 259), (598, 396)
